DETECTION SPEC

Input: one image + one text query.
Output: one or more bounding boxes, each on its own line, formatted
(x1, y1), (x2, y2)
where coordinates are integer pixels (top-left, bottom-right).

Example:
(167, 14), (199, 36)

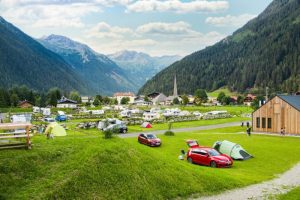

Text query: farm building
(114, 92), (135, 104)
(18, 100), (33, 108)
(252, 95), (300, 135)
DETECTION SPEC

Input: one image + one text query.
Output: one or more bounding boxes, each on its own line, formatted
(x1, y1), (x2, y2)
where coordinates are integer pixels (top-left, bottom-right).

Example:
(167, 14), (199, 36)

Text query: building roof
(114, 92), (135, 97)
(278, 95), (300, 112)
(57, 96), (77, 104)
(152, 93), (167, 103)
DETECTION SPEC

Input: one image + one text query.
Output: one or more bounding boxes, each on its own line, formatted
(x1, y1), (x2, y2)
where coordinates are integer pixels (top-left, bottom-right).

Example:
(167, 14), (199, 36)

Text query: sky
(0, 0), (272, 56)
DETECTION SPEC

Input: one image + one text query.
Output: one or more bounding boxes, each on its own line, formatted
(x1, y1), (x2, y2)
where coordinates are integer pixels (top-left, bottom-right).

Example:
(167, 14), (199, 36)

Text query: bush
(164, 131), (175, 136)
(103, 129), (113, 139)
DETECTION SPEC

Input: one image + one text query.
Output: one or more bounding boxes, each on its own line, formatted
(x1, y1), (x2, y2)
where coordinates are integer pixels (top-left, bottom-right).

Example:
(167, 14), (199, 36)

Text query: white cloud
(2, 3), (100, 28)
(86, 22), (135, 39)
(83, 21), (225, 56)
(126, 0), (229, 13)
(205, 14), (257, 27)
(137, 21), (192, 35)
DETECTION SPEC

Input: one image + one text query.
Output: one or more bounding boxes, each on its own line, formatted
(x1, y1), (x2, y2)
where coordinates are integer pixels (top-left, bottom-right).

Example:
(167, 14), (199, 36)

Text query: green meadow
(1, 126), (300, 199)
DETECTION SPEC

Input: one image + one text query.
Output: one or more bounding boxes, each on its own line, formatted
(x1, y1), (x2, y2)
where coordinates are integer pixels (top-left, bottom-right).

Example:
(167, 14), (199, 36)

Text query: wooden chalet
(252, 95), (300, 135)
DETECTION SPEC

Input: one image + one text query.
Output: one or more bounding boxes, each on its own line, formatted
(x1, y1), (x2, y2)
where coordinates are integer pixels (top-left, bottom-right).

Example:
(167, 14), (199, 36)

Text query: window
(256, 117), (260, 128)
(268, 118), (272, 129)
(262, 117), (266, 128)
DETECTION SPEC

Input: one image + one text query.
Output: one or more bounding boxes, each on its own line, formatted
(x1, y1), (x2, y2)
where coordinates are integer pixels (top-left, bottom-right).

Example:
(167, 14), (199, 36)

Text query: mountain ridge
(138, 0), (300, 95)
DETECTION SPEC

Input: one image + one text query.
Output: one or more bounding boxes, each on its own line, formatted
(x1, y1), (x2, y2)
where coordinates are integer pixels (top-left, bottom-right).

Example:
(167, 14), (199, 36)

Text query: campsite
(1, 125), (300, 199)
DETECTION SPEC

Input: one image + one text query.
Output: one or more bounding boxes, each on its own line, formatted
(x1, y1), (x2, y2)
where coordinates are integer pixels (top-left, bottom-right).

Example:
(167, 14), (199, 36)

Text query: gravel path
(118, 122), (242, 138)
(193, 162), (300, 200)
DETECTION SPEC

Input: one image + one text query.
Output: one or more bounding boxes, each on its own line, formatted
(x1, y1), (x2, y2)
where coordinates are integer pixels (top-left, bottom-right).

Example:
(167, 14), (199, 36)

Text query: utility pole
(265, 87), (269, 102)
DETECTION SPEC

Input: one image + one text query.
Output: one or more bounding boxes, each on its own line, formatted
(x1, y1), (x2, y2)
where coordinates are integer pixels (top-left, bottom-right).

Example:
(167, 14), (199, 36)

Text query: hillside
(38, 35), (137, 95)
(139, 0), (300, 95)
(0, 17), (88, 94)
(108, 50), (181, 87)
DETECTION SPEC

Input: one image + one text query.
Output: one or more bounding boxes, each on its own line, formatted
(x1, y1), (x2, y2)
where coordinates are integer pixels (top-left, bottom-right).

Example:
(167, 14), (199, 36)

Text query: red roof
(114, 92), (135, 97)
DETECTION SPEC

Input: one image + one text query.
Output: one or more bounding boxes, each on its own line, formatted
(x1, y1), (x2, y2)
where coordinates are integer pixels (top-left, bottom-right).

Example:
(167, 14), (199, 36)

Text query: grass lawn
(1, 126), (300, 199)
(276, 186), (300, 200)
(179, 105), (253, 115)
(128, 117), (250, 133)
(207, 87), (239, 98)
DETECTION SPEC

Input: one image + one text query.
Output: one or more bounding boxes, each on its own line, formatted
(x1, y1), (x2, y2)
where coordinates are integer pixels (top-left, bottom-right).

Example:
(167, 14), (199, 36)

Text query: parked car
(138, 133), (161, 147)
(186, 140), (233, 168)
(43, 117), (55, 123)
(103, 124), (128, 133)
(56, 111), (67, 122)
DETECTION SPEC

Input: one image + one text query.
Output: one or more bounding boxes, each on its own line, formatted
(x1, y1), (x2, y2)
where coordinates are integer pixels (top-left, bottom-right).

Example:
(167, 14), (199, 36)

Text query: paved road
(119, 122), (243, 138)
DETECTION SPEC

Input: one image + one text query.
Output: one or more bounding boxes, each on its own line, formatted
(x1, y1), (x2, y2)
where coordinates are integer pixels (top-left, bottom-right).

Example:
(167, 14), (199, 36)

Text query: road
(119, 122), (244, 138)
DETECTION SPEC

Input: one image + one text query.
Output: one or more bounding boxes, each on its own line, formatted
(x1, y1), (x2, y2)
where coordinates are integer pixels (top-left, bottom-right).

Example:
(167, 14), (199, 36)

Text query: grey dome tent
(213, 140), (253, 160)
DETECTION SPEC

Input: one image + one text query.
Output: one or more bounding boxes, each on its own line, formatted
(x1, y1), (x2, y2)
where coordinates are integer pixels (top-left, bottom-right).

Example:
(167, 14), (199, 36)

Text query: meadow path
(193, 162), (300, 200)
(118, 121), (242, 138)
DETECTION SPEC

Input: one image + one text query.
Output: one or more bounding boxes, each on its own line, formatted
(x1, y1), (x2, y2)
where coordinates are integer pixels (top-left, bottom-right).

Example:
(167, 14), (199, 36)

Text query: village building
(244, 94), (256, 106)
(57, 96), (77, 108)
(81, 96), (93, 104)
(152, 93), (167, 105)
(252, 95), (300, 135)
(18, 100), (33, 108)
(114, 92), (135, 104)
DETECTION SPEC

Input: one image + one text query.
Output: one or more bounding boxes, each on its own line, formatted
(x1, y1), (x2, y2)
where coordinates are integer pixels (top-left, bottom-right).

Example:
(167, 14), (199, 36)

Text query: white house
(114, 92), (136, 104)
(57, 96), (77, 108)
(81, 96), (93, 104)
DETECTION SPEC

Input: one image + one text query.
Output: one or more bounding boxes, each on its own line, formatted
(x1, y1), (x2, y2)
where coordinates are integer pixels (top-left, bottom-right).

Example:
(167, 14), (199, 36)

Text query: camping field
(1, 126), (300, 199)
(127, 116), (249, 133)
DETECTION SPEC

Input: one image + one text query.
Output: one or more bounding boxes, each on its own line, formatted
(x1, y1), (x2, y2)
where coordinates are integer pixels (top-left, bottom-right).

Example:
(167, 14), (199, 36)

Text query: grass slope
(207, 87), (238, 98)
(1, 126), (300, 199)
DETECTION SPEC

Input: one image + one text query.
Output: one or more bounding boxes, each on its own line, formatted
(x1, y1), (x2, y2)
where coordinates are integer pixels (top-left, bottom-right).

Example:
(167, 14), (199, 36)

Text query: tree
(69, 91), (81, 103)
(103, 96), (111, 105)
(217, 92), (226, 103)
(251, 96), (265, 110)
(173, 97), (180, 105)
(95, 95), (103, 104)
(10, 93), (19, 107)
(194, 89), (208, 105)
(144, 96), (149, 102)
(37, 93), (47, 107)
(47, 88), (62, 107)
(93, 98), (100, 107)
(121, 97), (130, 105)
(181, 95), (189, 105)
(237, 95), (244, 105)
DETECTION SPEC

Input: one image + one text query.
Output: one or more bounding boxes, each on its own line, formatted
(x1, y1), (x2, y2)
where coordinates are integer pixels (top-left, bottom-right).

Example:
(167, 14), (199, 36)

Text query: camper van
(41, 108), (51, 116)
(120, 110), (131, 118)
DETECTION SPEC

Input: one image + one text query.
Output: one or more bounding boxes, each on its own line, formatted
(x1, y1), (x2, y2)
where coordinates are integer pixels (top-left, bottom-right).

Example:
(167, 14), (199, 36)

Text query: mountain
(0, 16), (88, 94)
(38, 35), (137, 95)
(139, 0), (300, 96)
(108, 50), (181, 88)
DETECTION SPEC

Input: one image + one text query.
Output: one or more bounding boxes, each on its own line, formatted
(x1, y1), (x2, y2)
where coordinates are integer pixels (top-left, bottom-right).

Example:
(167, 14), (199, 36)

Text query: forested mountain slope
(139, 0), (300, 95)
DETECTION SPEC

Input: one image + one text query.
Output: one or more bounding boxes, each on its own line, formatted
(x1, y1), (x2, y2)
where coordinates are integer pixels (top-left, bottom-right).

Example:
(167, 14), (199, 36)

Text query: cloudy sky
(0, 0), (272, 56)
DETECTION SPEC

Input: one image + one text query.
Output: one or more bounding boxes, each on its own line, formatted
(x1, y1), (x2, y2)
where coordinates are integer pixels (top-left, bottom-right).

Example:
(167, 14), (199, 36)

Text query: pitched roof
(57, 96), (77, 104)
(114, 92), (135, 97)
(278, 95), (300, 111)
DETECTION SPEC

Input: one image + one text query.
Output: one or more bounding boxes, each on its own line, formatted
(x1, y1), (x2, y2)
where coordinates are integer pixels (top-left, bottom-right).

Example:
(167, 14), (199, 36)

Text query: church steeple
(173, 75), (178, 96)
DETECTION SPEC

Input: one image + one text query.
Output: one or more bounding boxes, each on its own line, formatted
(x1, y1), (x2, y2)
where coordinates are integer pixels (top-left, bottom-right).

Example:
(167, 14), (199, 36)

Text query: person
(283, 127), (286, 136)
(178, 149), (186, 160)
(246, 122), (250, 128)
(241, 122), (244, 127)
(246, 127), (251, 136)
(280, 127), (284, 136)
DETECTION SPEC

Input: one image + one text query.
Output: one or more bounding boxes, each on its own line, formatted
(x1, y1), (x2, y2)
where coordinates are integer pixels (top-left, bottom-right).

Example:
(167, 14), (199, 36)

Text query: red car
(186, 140), (233, 168)
(138, 133), (161, 147)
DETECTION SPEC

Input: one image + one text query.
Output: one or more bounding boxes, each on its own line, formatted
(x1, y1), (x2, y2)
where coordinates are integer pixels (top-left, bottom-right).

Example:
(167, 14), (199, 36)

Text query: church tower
(173, 75), (178, 96)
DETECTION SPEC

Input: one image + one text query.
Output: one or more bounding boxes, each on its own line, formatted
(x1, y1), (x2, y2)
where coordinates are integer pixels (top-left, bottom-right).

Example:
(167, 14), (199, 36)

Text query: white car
(44, 117), (55, 123)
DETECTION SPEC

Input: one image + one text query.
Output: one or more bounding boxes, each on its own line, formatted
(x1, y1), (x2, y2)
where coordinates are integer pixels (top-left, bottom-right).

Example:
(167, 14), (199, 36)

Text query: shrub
(164, 130), (175, 136)
(103, 129), (113, 139)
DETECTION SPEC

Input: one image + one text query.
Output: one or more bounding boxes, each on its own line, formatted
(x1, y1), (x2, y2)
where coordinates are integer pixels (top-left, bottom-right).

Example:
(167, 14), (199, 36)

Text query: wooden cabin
(252, 95), (300, 135)
(18, 100), (33, 108)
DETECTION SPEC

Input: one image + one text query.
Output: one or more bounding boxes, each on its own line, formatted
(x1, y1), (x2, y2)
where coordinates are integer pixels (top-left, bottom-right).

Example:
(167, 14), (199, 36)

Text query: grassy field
(178, 105), (252, 115)
(276, 186), (300, 200)
(207, 87), (239, 98)
(1, 126), (300, 200)
(127, 117), (250, 133)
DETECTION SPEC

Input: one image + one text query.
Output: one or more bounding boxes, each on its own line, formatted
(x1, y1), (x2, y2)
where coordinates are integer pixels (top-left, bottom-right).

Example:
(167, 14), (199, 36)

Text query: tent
(141, 122), (152, 128)
(44, 122), (67, 137)
(213, 140), (253, 160)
